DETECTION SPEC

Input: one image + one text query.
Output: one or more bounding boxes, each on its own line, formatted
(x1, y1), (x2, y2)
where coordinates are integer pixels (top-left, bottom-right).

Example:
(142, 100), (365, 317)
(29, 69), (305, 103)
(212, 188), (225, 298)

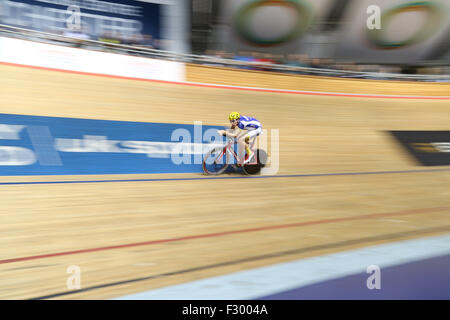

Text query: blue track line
(0, 168), (449, 185)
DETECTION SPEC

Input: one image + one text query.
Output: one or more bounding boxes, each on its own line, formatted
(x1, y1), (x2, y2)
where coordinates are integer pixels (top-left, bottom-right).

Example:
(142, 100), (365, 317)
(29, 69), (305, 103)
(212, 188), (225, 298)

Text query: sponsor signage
(0, 0), (161, 44)
(0, 113), (225, 175)
(390, 131), (450, 166)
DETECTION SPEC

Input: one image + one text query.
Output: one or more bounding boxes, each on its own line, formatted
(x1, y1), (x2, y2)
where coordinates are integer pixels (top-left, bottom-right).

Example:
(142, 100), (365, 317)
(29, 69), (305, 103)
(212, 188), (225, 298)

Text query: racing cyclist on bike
(217, 112), (262, 164)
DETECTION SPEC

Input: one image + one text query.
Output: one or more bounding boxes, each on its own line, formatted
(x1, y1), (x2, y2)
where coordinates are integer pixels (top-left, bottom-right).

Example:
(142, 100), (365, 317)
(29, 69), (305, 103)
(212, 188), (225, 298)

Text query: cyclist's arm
(225, 129), (240, 138)
(217, 127), (241, 138)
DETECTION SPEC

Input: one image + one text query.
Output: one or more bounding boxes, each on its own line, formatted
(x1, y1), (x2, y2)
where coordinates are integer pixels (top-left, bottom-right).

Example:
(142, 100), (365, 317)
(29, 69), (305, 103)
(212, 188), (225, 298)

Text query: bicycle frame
(215, 136), (257, 166)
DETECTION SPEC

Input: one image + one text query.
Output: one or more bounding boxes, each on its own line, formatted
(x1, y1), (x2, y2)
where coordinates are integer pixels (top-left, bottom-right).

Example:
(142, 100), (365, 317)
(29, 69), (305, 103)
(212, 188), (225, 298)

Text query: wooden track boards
(0, 64), (449, 299)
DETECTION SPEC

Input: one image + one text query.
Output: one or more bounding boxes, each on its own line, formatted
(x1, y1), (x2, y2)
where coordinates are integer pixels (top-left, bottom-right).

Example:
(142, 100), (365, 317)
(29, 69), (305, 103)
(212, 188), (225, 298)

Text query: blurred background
(1, 0), (449, 79)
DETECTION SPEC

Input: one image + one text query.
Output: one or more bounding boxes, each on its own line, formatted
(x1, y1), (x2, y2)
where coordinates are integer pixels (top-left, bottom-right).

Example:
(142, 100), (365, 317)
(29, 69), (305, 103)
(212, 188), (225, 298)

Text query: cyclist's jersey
(237, 116), (261, 131)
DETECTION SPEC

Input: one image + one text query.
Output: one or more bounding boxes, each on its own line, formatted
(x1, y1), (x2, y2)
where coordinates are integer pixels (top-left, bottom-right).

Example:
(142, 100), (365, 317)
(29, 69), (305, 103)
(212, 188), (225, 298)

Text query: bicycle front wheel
(202, 147), (229, 175)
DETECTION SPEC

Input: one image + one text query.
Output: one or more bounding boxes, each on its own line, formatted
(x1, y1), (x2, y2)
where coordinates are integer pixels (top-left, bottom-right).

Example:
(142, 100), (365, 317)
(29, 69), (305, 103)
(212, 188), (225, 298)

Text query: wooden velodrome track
(1, 62), (449, 299)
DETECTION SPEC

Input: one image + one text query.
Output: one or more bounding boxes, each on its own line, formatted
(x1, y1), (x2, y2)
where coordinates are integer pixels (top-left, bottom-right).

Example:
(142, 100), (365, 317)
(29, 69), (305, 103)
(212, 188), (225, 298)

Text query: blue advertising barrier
(0, 113), (226, 175)
(0, 0), (161, 45)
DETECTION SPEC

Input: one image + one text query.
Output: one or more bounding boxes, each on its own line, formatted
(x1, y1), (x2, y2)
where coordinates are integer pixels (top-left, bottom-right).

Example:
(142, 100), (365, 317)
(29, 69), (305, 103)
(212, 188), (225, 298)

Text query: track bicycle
(202, 136), (267, 175)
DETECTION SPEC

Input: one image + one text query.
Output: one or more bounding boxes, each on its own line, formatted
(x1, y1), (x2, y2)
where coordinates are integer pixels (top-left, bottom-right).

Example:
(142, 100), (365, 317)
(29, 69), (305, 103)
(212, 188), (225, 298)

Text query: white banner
(0, 36), (185, 81)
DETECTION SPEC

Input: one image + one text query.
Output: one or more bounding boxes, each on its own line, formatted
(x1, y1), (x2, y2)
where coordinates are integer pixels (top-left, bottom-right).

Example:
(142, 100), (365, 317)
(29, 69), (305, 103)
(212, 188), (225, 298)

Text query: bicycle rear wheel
(243, 163), (261, 175)
(202, 147), (229, 175)
(242, 149), (265, 175)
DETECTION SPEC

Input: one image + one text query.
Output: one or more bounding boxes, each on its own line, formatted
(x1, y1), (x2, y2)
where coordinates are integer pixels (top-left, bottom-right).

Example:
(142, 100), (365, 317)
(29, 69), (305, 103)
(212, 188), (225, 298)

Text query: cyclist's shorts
(245, 127), (262, 140)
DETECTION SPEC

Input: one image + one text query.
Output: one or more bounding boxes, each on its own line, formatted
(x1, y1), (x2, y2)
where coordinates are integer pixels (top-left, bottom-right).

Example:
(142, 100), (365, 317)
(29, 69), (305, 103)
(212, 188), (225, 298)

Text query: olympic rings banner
(212, 0), (335, 54)
(211, 0), (450, 63)
(334, 0), (450, 63)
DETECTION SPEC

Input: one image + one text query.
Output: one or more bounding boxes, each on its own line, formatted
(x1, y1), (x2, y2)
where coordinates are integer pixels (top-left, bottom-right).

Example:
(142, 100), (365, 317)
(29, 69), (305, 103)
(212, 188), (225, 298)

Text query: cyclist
(218, 112), (262, 164)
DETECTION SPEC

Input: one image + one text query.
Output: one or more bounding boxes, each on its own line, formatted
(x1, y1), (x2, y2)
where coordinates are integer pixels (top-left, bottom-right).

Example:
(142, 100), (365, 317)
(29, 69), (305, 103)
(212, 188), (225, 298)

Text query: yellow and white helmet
(228, 112), (240, 121)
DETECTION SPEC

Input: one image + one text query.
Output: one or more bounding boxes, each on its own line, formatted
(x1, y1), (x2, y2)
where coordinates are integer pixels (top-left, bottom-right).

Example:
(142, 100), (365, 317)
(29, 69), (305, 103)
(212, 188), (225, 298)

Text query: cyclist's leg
(236, 134), (247, 164)
(243, 128), (261, 162)
(245, 128), (261, 147)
